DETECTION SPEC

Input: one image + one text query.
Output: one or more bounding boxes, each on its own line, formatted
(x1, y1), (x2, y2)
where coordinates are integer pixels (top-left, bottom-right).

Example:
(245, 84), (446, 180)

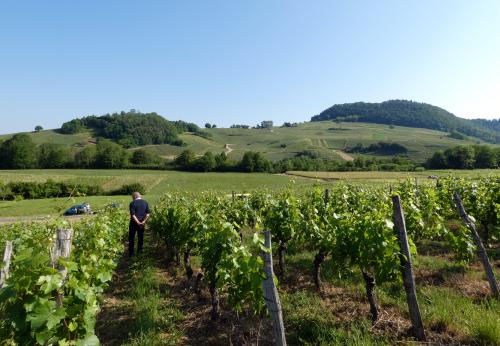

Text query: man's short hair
(132, 192), (141, 199)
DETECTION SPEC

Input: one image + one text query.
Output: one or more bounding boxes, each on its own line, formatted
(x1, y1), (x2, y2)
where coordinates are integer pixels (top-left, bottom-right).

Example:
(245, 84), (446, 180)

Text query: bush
(0, 180), (103, 200)
(109, 183), (146, 196)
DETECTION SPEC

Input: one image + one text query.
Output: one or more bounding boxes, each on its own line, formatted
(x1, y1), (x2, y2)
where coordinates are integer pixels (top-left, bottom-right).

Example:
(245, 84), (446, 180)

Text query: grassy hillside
(2, 122), (495, 163)
(137, 121), (493, 162)
(0, 130), (93, 147)
(312, 100), (500, 143)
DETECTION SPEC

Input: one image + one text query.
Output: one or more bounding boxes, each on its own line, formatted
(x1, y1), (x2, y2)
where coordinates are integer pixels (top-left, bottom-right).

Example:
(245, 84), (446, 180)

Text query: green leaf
(97, 271), (112, 283)
(27, 299), (66, 330)
(76, 334), (100, 346)
(37, 274), (62, 294)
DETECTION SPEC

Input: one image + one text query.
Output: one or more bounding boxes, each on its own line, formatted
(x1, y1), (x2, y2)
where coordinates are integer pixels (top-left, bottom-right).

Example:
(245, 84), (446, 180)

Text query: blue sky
(1, 0), (499, 134)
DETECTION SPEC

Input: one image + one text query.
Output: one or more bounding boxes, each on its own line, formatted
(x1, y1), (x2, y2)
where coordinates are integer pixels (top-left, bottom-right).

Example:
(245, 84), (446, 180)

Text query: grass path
(96, 236), (183, 346)
(96, 233), (272, 345)
(333, 149), (354, 161)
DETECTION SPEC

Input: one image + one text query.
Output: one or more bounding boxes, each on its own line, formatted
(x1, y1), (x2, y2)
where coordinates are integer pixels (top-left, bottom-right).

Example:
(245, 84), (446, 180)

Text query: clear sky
(1, 0), (499, 134)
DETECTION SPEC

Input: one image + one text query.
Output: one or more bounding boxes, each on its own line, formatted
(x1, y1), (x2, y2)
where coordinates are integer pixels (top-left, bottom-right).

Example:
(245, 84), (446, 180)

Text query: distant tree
(444, 146), (475, 169)
(473, 145), (496, 168)
(35, 125), (43, 132)
(195, 152), (216, 172)
(37, 143), (71, 168)
(205, 123), (212, 129)
(131, 149), (157, 165)
(240, 151), (270, 172)
(60, 119), (85, 134)
(426, 150), (447, 169)
(75, 146), (97, 168)
(175, 149), (196, 169)
(0, 134), (37, 169)
(260, 120), (273, 129)
(95, 140), (128, 168)
(215, 152), (228, 169)
(211, 124), (217, 128)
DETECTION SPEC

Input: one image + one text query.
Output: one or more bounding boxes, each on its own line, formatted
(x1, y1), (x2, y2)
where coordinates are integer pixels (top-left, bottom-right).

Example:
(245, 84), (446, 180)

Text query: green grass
(143, 121), (495, 162)
(280, 247), (500, 345)
(124, 261), (183, 346)
(282, 291), (388, 345)
(0, 129), (92, 147)
(1, 168), (498, 217)
(0, 169), (328, 217)
(287, 169), (500, 183)
(95, 233), (183, 346)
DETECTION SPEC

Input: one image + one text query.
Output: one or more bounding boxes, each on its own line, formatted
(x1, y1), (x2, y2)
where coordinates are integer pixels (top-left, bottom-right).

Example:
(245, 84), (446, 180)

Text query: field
(3, 121), (496, 163)
(286, 169), (500, 183)
(0, 169), (498, 218)
(0, 169), (324, 218)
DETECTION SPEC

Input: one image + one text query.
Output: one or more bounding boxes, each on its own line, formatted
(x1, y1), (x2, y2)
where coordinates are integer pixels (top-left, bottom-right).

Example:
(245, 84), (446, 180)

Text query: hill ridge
(311, 100), (500, 143)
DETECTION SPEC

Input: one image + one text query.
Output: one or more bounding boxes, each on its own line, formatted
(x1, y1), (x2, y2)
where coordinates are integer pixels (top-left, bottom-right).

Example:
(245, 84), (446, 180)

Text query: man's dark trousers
(129, 223), (144, 257)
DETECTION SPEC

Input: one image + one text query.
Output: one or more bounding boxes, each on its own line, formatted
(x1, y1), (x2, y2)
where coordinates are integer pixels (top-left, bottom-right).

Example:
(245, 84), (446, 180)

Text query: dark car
(64, 203), (92, 216)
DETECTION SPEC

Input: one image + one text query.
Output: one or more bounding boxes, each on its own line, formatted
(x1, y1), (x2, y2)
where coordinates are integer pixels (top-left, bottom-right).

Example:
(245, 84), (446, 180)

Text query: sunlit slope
(136, 122), (492, 162)
(0, 130), (93, 147)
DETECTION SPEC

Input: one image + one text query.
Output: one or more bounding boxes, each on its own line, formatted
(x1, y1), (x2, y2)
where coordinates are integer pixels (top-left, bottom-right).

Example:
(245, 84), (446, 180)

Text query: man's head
(132, 192), (141, 200)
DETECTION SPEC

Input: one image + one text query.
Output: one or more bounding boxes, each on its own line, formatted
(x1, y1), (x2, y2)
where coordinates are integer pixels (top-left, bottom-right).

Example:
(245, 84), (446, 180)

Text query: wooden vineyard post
(324, 188), (329, 206)
(261, 230), (287, 346)
(51, 229), (74, 307)
(0, 241), (13, 288)
(392, 196), (426, 341)
(453, 192), (499, 297)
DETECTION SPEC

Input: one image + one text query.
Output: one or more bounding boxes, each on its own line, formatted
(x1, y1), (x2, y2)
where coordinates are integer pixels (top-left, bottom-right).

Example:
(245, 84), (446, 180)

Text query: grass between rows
(96, 239), (183, 346)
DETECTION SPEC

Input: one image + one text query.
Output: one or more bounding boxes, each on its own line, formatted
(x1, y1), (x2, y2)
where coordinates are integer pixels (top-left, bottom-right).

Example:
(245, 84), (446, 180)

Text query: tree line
(425, 145), (500, 169)
(173, 149), (419, 173)
(0, 134), (162, 169)
(1, 133), (498, 172)
(0, 180), (145, 201)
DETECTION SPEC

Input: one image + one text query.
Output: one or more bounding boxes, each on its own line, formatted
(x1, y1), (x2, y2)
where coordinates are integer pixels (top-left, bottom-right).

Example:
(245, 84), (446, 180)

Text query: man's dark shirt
(129, 199), (150, 224)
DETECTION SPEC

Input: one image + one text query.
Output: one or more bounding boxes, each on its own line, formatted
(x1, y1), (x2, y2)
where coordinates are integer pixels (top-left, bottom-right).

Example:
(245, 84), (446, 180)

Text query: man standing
(129, 191), (150, 257)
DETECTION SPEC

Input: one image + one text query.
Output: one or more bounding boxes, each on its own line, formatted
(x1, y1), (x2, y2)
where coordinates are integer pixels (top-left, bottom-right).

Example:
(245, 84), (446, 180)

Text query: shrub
(109, 183), (146, 196)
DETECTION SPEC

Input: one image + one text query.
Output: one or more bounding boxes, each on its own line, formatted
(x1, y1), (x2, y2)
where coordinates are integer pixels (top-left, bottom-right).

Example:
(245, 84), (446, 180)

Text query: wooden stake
(453, 192), (499, 297)
(261, 230), (287, 346)
(0, 241), (13, 288)
(51, 229), (73, 307)
(392, 196), (426, 341)
(324, 188), (329, 206)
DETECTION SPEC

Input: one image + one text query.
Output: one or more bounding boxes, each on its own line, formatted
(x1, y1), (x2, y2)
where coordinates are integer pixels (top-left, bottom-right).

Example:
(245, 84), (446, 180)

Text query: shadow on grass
(95, 252), (135, 346)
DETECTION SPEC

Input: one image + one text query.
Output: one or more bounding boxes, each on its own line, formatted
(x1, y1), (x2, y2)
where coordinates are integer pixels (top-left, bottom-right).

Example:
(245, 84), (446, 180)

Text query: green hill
(311, 100), (500, 143)
(134, 121), (494, 162)
(59, 111), (200, 147)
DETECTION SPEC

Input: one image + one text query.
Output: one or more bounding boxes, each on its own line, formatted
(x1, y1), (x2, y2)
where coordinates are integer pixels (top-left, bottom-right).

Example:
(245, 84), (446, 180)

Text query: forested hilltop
(311, 100), (500, 143)
(60, 110), (200, 147)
